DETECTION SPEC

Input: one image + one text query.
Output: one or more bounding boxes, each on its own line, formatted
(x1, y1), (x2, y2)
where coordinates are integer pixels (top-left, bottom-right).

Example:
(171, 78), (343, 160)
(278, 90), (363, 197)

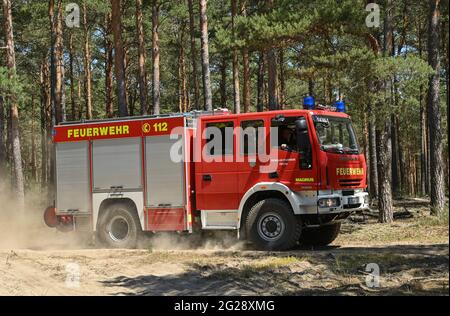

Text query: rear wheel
(96, 202), (142, 248)
(246, 198), (301, 251)
(299, 223), (341, 247)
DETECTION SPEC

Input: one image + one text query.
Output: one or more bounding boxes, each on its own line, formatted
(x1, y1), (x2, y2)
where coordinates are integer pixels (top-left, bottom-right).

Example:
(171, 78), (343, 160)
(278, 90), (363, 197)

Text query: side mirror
(295, 117), (312, 170)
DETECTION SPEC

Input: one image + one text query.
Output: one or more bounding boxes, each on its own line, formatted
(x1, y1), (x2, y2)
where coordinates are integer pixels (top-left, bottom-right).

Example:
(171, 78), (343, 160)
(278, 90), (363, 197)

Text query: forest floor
(0, 198), (448, 296)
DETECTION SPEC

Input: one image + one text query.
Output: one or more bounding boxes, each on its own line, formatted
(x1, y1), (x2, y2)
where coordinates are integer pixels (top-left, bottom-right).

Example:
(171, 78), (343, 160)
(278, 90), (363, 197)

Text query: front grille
(339, 179), (362, 187)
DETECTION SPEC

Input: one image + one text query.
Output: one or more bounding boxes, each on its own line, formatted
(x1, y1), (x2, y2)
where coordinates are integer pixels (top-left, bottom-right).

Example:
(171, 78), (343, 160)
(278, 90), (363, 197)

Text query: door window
(240, 120), (264, 155)
(205, 121), (234, 156)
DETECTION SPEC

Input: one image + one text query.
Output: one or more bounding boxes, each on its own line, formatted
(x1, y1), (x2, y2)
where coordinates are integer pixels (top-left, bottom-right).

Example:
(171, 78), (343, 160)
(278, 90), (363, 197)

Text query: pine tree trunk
(391, 114), (400, 196)
(308, 79), (315, 96)
(368, 103), (378, 199)
(241, 1), (250, 113)
(279, 48), (286, 109)
(55, 0), (65, 123)
(68, 32), (76, 121)
(124, 47), (131, 114)
(77, 70), (83, 119)
(30, 96), (37, 181)
(152, 0), (161, 114)
(444, 22), (449, 194)
(40, 56), (51, 189)
(47, 0), (58, 199)
(136, 0), (148, 115)
(231, 0), (240, 114)
(0, 95), (6, 180)
(220, 56), (227, 108)
(2, 0), (24, 209)
(49, 0), (56, 127)
(363, 111), (370, 192)
(377, 0), (394, 223)
(199, 0), (212, 111)
(396, 118), (406, 195)
(420, 87), (427, 195)
(111, 0), (128, 117)
(256, 51), (265, 112)
(178, 23), (188, 113)
(232, 51), (240, 113)
(105, 12), (114, 118)
(417, 24), (428, 196)
(267, 48), (278, 110)
(187, 0), (200, 110)
(427, 0), (445, 215)
(83, 0), (93, 119)
(242, 49), (250, 113)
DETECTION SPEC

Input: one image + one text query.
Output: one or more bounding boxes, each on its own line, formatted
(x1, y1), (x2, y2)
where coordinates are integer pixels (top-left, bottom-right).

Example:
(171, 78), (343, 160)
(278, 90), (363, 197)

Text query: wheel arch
(93, 192), (145, 231)
(237, 182), (300, 239)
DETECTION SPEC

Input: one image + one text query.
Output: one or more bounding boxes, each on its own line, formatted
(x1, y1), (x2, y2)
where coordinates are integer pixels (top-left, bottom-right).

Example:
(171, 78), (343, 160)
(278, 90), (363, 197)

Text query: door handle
(203, 174), (212, 181)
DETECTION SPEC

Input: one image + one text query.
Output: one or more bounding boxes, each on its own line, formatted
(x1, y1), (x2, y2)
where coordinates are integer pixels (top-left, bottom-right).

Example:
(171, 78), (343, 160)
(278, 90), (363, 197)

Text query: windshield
(313, 115), (360, 154)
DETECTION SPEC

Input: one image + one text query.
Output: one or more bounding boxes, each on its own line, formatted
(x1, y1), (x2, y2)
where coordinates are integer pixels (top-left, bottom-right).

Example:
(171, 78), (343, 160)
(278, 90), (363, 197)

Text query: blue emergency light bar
(303, 96), (315, 110)
(334, 100), (345, 112)
(303, 96), (346, 113)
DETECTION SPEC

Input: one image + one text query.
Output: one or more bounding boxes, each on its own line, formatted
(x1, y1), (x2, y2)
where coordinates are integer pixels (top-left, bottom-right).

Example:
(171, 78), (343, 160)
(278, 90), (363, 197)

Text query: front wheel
(96, 202), (142, 249)
(246, 198), (301, 251)
(299, 223), (341, 247)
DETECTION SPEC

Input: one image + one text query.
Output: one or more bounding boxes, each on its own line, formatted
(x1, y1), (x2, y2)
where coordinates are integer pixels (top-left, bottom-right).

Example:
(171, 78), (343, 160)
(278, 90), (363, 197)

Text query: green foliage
(0, 67), (27, 105)
(0, 0), (448, 193)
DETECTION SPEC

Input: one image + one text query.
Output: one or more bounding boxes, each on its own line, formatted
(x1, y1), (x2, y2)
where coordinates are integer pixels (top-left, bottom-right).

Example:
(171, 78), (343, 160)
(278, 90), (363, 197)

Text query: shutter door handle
(203, 174), (212, 181)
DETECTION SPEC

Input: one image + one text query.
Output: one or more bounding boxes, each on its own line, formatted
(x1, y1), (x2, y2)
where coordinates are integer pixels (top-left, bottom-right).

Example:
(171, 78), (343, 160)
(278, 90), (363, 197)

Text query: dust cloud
(0, 181), (244, 251)
(142, 231), (246, 251)
(0, 181), (85, 250)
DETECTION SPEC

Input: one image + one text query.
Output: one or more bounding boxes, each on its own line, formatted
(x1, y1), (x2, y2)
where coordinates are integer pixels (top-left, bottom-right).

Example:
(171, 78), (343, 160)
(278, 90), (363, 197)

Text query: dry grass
(243, 256), (303, 270)
(337, 205), (449, 246)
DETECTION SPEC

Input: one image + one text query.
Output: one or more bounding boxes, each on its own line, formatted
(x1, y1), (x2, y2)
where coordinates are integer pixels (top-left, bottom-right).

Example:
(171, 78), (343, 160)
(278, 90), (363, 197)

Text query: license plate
(347, 197), (360, 204)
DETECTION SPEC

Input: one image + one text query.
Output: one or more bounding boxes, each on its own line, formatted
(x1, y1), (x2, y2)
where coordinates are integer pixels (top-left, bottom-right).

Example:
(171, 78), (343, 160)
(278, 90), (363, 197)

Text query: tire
(299, 223), (341, 247)
(246, 198), (301, 251)
(96, 202), (142, 249)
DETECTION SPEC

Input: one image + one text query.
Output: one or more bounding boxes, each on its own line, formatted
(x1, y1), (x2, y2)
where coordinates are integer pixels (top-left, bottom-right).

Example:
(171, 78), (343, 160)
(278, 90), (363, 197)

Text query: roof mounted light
(303, 96), (315, 110)
(334, 100), (345, 112)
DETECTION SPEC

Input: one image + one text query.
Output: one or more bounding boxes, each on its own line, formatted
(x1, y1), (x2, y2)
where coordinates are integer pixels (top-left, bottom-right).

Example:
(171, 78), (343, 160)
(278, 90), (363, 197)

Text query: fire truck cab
(45, 103), (369, 251)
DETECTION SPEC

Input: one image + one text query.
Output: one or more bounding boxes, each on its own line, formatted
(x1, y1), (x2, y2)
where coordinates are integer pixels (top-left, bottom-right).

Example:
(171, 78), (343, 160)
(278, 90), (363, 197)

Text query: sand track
(0, 243), (447, 296)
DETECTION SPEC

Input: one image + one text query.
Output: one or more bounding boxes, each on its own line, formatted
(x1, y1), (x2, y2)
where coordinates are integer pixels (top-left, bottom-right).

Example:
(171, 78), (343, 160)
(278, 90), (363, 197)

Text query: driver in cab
(279, 127), (296, 152)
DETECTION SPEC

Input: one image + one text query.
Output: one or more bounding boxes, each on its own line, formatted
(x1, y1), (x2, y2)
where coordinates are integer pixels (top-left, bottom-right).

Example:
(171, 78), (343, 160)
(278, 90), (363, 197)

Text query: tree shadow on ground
(100, 243), (449, 296)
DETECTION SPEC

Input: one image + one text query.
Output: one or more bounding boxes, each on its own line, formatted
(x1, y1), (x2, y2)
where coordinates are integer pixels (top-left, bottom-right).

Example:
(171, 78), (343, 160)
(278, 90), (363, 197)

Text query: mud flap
(43, 206), (58, 228)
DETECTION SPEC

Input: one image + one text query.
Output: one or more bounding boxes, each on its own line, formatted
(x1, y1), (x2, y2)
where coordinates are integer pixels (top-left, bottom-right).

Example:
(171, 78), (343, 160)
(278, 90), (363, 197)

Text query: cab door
(236, 118), (270, 195)
(195, 118), (239, 211)
(269, 115), (318, 191)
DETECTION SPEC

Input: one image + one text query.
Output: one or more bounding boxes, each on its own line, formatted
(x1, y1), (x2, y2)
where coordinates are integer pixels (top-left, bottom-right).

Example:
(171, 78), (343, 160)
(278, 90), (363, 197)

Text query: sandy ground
(0, 198), (448, 296)
(0, 244), (448, 296)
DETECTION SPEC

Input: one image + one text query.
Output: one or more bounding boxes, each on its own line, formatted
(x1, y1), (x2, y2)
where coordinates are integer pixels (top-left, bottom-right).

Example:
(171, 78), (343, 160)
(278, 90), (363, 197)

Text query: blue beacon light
(303, 96), (315, 110)
(334, 100), (345, 112)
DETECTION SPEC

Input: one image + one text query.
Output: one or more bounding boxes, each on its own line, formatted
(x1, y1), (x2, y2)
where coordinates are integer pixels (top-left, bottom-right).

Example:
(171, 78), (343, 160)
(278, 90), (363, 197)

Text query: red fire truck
(44, 103), (369, 250)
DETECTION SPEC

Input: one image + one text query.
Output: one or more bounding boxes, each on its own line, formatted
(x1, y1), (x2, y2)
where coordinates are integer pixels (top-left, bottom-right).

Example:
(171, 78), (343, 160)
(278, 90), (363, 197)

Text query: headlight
(318, 198), (340, 208)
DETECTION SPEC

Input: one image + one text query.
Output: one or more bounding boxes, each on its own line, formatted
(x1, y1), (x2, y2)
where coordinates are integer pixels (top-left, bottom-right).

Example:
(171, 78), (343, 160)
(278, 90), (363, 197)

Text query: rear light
(318, 198), (340, 208)
(58, 215), (74, 224)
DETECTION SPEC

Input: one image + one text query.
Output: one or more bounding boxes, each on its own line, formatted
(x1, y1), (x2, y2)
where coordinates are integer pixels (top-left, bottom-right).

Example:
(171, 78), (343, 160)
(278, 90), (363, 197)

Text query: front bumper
(317, 190), (369, 214)
(293, 189), (369, 215)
